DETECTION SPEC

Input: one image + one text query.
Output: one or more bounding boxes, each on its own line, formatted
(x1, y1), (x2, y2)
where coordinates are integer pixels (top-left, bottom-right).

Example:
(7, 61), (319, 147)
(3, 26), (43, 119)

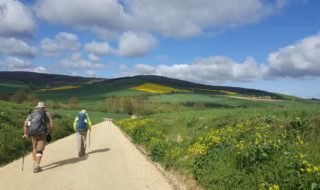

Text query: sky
(0, 0), (320, 98)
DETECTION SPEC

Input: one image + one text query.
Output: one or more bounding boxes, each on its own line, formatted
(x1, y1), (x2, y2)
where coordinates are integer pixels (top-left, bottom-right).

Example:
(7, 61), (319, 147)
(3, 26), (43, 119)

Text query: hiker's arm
(73, 117), (78, 131)
(46, 112), (55, 134)
(23, 123), (28, 138)
(23, 116), (29, 138)
(87, 115), (92, 131)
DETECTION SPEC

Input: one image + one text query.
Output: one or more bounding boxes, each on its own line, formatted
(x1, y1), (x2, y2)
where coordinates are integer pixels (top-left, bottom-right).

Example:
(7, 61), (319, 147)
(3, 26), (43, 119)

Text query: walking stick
(22, 138), (26, 171)
(22, 153), (25, 171)
(88, 130), (91, 148)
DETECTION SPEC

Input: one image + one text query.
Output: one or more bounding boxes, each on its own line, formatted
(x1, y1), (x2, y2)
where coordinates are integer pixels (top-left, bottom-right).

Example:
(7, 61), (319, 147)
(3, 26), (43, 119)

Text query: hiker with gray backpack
(73, 110), (92, 157)
(23, 102), (55, 173)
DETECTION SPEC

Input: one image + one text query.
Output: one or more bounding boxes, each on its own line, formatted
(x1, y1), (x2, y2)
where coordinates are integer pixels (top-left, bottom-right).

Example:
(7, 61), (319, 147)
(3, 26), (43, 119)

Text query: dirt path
(0, 120), (174, 190)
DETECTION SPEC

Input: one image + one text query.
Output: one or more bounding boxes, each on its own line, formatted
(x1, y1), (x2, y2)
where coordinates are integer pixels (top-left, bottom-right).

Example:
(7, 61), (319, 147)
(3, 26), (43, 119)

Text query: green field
(150, 93), (316, 109)
(1, 72), (319, 189)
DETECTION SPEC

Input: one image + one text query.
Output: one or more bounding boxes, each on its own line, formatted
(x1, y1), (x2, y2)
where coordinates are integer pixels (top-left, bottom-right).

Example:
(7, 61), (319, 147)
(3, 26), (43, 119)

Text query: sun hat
(80, 109), (86, 113)
(36, 102), (46, 108)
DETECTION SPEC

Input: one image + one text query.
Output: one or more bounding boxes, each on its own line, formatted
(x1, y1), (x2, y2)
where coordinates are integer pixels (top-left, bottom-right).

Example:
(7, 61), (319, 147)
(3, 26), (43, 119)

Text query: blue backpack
(76, 112), (88, 132)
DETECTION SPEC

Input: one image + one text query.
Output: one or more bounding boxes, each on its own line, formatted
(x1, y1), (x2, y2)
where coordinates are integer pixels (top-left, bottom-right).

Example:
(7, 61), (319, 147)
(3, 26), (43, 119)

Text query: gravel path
(0, 120), (173, 190)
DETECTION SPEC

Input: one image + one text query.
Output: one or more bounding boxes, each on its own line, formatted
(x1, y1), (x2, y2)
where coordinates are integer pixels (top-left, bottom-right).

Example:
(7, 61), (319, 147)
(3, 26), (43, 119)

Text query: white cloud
(125, 0), (276, 38)
(0, 37), (37, 58)
(0, 56), (47, 73)
(88, 53), (100, 62)
(56, 32), (80, 51)
(128, 56), (262, 83)
(85, 41), (113, 56)
(266, 33), (320, 78)
(84, 32), (156, 58)
(41, 38), (59, 56)
(35, 0), (287, 38)
(41, 32), (80, 56)
(123, 32), (320, 83)
(60, 53), (105, 69)
(134, 64), (157, 74)
(31, 66), (47, 73)
(3, 56), (32, 69)
(0, 0), (34, 37)
(35, 0), (127, 30)
(117, 32), (156, 57)
(91, 27), (121, 41)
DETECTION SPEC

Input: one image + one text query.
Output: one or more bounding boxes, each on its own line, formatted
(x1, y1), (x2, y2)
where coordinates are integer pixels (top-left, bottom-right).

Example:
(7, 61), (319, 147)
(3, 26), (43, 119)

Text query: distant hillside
(0, 71), (287, 100)
(0, 71), (101, 88)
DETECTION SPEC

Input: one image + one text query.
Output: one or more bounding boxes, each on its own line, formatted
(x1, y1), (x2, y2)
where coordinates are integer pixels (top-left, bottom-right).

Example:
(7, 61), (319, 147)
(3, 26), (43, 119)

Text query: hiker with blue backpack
(23, 102), (55, 173)
(73, 110), (92, 157)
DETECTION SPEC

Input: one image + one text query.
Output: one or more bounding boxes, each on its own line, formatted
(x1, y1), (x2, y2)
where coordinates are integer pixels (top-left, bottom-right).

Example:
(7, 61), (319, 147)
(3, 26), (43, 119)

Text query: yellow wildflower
(187, 143), (208, 155)
(273, 184), (280, 190)
(236, 140), (245, 151)
(306, 168), (312, 173)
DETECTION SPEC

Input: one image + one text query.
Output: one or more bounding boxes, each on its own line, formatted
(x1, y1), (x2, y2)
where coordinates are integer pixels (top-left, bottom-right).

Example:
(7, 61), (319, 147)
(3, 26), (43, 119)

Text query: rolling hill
(0, 71), (285, 100)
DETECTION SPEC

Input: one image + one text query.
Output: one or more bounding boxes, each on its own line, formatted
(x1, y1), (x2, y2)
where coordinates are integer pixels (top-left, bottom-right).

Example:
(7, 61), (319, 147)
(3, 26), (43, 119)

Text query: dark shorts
(31, 135), (46, 152)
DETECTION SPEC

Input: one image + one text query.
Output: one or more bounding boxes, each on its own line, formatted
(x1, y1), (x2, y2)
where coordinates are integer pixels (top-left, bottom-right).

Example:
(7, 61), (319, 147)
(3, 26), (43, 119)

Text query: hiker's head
(36, 102), (46, 110)
(80, 110), (86, 114)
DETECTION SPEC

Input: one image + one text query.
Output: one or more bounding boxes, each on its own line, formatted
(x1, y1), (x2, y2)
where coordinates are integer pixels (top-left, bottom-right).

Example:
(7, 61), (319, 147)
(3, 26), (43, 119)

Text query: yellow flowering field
(131, 83), (189, 94)
(36, 85), (81, 91)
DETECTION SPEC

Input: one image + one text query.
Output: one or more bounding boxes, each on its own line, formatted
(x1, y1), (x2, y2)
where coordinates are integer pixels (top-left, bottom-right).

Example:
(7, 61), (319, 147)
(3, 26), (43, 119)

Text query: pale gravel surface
(0, 120), (174, 190)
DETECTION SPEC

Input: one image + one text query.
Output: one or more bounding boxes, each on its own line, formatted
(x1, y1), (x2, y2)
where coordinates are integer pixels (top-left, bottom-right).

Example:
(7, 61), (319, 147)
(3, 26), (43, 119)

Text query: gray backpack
(27, 110), (48, 136)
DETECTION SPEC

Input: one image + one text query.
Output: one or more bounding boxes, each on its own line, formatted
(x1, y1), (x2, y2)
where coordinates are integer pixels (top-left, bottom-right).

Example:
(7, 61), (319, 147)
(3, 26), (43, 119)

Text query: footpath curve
(0, 120), (174, 190)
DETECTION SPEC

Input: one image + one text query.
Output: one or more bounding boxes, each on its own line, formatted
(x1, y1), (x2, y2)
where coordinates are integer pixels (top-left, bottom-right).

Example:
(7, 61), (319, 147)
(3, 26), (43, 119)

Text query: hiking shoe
(33, 166), (42, 173)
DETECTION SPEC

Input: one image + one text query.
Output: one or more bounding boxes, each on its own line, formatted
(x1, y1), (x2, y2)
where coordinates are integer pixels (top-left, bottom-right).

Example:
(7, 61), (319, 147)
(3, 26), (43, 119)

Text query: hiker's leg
(82, 132), (87, 155)
(31, 137), (37, 167)
(35, 150), (42, 164)
(76, 132), (82, 156)
(35, 138), (45, 165)
(32, 149), (36, 161)
(33, 137), (45, 173)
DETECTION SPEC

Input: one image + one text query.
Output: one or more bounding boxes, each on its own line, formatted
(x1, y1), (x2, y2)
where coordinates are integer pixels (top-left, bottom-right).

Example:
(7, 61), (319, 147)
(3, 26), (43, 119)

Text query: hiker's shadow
(43, 148), (111, 171)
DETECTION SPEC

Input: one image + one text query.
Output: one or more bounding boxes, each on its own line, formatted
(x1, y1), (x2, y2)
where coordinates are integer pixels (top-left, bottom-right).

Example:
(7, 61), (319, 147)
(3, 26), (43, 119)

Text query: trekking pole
(22, 152), (25, 171)
(22, 138), (25, 171)
(22, 109), (32, 171)
(88, 130), (91, 148)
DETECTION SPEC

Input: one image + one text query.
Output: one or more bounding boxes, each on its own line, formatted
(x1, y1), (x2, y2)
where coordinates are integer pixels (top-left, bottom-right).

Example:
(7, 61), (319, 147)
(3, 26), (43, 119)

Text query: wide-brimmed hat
(36, 102), (46, 108)
(80, 109), (86, 113)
